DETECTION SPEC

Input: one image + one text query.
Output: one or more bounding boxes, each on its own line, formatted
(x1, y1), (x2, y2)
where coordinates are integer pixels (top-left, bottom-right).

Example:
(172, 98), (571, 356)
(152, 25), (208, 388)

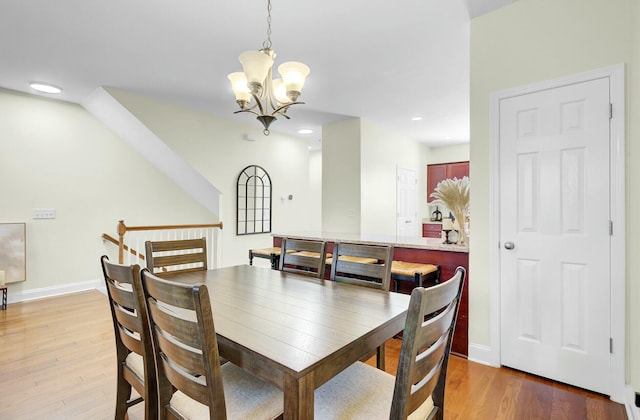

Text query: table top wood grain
(172, 264), (411, 419)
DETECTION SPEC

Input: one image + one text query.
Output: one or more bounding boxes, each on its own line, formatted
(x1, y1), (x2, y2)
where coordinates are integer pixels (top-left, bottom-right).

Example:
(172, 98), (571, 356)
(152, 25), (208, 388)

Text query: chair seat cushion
(315, 361), (434, 419)
(170, 362), (283, 419)
(125, 352), (144, 380)
(391, 261), (438, 277)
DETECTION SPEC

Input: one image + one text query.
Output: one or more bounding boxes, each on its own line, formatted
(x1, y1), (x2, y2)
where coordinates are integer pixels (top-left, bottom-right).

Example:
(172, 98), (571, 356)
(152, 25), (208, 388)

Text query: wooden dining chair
(100, 255), (157, 420)
(330, 242), (394, 370)
(139, 269), (284, 420)
(145, 238), (207, 277)
(329, 242), (394, 290)
(278, 238), (328, 278)
(315, 266), (466, 420)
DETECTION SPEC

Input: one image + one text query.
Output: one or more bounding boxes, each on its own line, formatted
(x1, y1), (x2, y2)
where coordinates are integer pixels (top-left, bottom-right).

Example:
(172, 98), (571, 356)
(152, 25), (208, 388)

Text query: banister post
(117, 220), (127, 264)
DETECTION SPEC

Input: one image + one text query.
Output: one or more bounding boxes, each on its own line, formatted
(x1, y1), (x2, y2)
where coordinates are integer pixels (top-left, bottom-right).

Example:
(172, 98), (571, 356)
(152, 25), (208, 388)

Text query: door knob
(504, 241), (515, 250)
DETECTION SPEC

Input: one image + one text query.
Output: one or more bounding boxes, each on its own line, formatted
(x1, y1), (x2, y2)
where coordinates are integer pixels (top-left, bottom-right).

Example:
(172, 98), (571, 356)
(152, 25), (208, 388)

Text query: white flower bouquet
(429, 176), (470, 245)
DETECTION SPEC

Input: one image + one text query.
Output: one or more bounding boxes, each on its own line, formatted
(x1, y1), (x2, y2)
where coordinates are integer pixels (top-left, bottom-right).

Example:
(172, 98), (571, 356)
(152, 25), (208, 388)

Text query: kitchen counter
(271, 231), (468, 253)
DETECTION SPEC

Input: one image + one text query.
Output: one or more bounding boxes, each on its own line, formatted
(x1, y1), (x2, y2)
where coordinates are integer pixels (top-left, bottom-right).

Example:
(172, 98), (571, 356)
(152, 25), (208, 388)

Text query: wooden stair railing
(102, 233), (146, 261)
(103, 220), (223, 266)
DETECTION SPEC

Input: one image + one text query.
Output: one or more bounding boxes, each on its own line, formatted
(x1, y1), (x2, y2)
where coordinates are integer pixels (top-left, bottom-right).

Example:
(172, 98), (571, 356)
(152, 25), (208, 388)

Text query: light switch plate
(33, 208), (56, 219)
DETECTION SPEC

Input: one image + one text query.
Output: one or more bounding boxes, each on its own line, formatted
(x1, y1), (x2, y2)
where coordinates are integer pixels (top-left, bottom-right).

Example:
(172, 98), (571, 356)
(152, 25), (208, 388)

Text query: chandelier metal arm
(271, 101), (304, 116)
(232, 100), (305, 119)
(250, 91), (266, 116)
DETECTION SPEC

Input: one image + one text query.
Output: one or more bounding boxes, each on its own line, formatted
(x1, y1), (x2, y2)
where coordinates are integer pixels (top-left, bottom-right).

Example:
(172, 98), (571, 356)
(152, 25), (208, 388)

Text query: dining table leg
(377, 344), (386, 371)
(284, 372), (314, 419)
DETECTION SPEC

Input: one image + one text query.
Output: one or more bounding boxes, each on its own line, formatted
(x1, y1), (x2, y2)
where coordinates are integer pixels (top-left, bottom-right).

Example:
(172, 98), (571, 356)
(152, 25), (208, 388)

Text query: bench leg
(249, 250), (254, 265)
(414, 272), (422, 288)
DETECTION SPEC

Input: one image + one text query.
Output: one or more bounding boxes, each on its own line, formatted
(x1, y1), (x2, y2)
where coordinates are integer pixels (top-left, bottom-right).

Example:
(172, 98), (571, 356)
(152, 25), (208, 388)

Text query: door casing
(487, 64), (626, 402)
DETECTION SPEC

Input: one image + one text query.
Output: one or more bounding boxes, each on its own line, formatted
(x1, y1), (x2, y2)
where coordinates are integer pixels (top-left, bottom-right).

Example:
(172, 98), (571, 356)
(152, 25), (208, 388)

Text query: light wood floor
(0, 290), (627, 419)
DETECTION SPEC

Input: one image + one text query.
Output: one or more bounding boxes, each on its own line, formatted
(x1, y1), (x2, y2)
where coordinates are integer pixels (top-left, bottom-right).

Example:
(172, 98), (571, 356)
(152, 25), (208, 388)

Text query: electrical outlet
(33, 208), (56, 219)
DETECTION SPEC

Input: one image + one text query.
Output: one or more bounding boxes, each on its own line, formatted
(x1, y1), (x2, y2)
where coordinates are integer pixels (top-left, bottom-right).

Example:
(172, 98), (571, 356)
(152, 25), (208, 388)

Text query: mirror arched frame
(236, 165), (272, 235)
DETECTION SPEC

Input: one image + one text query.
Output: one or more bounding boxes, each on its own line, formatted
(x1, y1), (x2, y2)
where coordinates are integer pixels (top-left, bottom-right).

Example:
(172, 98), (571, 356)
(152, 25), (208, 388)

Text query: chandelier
(227, 0), (310, 135)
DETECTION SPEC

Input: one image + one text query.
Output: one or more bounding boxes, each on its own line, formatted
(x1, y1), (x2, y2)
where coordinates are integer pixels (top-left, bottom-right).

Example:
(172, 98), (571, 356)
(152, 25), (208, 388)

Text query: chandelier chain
(263, 0), (273, 50)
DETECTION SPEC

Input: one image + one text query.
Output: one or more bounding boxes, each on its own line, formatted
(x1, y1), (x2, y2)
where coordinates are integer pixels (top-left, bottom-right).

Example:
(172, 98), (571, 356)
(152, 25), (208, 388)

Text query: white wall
(360, 119), (428, 236)
(427, 144), (469, 164)
(107, 89), (320, 267)
(321, 118), (429, 236)
(322, 119), (362, 233)
(0, 88), (214, 295)
(470, 0), (638, 393)
(630, 0), (640, 397)
(308, 149), (323, 231)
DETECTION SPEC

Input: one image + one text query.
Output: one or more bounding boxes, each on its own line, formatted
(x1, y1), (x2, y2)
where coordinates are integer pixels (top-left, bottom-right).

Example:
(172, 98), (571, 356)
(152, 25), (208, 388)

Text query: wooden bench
(249, 247), (294, 269)
(390, 261), (440, 292)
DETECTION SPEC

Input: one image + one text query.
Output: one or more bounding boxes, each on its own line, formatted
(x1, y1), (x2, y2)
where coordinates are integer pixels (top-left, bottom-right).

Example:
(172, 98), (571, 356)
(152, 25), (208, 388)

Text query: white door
(397, 167), (418, 237)
(499, 78), (611, 394)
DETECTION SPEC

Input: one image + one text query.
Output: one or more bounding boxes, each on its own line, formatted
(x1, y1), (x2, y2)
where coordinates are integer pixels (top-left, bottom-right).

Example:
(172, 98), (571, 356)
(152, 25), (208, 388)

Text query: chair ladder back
(107, 284), (144, 352)
(330, 242), (393, 290)
(408, 306), (456, 386)
(100, 255), (157, 420)
(141, 269), (227, 418)
(143, 272), (196, 309)
(147, 300), (200, 350)
(421, 280), (464, 316)
(391, 266), (466, 419)
(279, 238), (328, 278)
(102, 256), (151, 357)
(145, 238), (208, 277)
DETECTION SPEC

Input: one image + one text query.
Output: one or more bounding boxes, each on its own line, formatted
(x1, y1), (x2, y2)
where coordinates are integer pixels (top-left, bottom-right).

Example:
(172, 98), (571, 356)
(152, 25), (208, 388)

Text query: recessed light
(29, 82), (62, 94)
(298, 129), (313, 135)
(411, 117), (423, 121)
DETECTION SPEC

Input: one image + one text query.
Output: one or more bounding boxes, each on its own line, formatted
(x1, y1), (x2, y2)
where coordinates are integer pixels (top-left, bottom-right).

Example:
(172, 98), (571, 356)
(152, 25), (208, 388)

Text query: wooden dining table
(172, 264), (411, 420)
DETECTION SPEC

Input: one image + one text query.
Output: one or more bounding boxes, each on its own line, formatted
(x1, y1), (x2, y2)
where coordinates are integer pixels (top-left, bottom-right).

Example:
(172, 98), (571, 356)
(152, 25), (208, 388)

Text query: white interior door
(397, 167), (417, 237)
(499, 77), (611, 394)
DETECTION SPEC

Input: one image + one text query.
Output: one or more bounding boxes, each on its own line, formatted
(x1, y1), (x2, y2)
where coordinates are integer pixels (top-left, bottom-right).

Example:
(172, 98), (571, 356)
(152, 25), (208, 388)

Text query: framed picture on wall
(0, 222), (26, 283)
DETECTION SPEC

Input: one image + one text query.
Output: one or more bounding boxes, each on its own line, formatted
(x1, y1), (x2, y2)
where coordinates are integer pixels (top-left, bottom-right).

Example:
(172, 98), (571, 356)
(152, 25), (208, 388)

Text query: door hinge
(609, 103), (613, 119)
(610, 338), (613, 353)
(609, 220), (613, 236)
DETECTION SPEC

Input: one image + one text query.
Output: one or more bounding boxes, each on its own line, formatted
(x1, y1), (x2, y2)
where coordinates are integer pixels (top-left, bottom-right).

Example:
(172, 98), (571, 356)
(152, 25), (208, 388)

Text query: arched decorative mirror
(237, 165), (272, 235)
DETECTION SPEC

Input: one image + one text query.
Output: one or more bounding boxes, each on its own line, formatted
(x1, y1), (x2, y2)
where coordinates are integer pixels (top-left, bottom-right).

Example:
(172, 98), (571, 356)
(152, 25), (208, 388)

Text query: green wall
(470, 0), (638, 397)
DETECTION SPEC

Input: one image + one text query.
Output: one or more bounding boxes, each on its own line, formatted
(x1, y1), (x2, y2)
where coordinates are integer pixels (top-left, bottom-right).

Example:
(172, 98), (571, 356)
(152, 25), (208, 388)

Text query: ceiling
(0, 0), (517, 148)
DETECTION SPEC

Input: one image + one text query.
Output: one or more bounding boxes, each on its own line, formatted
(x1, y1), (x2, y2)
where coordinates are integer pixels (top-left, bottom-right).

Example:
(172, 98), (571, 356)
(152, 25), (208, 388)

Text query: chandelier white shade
(227, 0), (310, 135)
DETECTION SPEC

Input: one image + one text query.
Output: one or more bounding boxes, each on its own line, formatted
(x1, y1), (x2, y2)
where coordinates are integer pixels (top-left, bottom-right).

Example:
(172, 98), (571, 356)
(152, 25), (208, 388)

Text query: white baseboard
(7, 279), (102, 304)
(627, 385), (639, 420)
(467, 342), (500, 367)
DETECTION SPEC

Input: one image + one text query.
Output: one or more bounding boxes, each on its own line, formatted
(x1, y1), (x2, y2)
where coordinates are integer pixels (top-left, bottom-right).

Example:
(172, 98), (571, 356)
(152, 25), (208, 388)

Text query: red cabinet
(422, 223), (442, 238)
(427, 161), (469, 202)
